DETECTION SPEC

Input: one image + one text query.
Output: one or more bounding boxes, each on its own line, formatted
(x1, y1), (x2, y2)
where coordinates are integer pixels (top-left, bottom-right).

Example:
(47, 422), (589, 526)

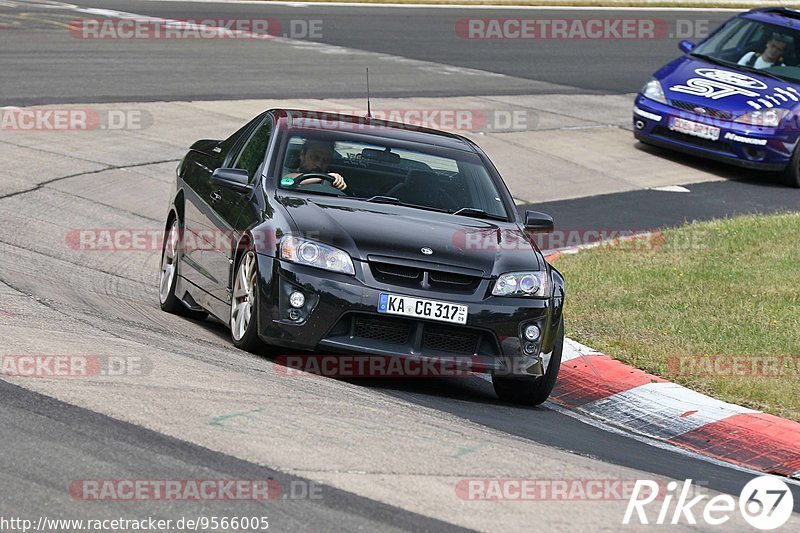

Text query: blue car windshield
(691, 17), (800, 82)
(278, 134), (509, 219)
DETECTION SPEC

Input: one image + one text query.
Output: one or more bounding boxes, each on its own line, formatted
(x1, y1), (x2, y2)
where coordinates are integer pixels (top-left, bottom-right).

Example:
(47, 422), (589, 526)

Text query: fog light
(523, 324), (540, 342)
(523, 343), (537, 355)
(743, 147), (766, 161)
(288, 309), (302, 321)
(289, 291), (305, 308)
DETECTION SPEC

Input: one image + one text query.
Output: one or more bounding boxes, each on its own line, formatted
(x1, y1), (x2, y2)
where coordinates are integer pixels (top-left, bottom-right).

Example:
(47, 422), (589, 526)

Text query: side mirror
(678, 40), (696, 54)
(211, 168), (252, 193)
(524, 210), (554, 232)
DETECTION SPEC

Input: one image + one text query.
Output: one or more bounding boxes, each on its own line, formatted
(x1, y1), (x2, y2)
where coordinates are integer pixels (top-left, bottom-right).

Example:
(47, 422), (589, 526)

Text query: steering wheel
(296, 172), (354, 196)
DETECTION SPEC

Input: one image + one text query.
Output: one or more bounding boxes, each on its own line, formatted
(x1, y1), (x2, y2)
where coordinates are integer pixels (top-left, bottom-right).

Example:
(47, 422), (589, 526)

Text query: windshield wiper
(733, 63), (787, 82)
(690, 53), (788, 82)
(450, 207), (507, 221)
(357, 195), (448, 213)
(354, 195), (449, 213)
(688, 53), (734, 68)
(364, 195), (402, 204)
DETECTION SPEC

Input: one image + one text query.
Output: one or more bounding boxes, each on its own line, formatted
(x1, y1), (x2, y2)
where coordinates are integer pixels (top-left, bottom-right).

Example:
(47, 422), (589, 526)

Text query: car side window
(233, 117), (273, 182)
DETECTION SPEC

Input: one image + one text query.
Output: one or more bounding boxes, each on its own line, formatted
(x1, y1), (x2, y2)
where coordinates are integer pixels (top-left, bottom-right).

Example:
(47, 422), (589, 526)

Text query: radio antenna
(365, 68), (372, 119)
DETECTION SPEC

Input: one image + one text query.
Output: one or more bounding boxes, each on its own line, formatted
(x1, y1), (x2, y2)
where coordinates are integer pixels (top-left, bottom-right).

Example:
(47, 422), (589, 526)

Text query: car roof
(744, 8), (800, 27)
(270, 108), (479, 153)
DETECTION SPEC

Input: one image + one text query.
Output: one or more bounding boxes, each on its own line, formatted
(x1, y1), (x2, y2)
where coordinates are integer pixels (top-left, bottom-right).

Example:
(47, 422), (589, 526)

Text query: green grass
(553, 213), (800, 421)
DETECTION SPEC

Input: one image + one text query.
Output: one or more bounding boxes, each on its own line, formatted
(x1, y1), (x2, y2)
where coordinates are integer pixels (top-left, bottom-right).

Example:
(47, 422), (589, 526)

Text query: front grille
(670, 100), (733, 120)
(369, 260), (481, 292)
(423, 326), (480, 355)
(371, 262), (422, 281)
(429, 270), (477, 287)
(653, 126), (734, 154)
(353, 316), (411, 345)
(324, 313), (501, 358)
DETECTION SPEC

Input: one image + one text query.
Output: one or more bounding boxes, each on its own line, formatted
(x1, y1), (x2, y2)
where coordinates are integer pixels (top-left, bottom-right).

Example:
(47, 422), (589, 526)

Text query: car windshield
(690, 17), (800, 82)
(278, 133), (509, 219)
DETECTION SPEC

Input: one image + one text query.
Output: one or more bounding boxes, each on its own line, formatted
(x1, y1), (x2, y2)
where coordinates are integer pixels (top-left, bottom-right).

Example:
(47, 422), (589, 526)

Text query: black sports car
(159, 109), (565, 405)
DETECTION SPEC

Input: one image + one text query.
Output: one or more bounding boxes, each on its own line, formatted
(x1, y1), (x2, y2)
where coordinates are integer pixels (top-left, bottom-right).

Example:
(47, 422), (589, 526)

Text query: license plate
(378, 293), (468, 325)
(669, 117), (720, 141)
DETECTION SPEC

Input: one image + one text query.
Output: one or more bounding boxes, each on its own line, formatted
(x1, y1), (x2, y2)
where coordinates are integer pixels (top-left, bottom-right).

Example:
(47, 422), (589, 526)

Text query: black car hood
(277, 195), (543, 276)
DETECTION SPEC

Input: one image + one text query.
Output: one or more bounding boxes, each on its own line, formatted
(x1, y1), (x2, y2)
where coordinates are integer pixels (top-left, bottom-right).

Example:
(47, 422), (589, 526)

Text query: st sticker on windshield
(281, 178), (295, 187)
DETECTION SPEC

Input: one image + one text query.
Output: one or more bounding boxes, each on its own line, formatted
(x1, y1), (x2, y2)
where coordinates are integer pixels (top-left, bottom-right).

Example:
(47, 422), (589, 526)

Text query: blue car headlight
(492, 271), (550, 298)
(733, 109), (790, 128)
(279, 236), (355, 275)
(641, 78), (667, 104)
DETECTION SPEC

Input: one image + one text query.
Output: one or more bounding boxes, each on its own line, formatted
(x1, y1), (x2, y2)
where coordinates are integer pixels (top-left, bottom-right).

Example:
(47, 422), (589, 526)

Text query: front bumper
(254, 253), (564, 377)
(632, 95), (798, 171)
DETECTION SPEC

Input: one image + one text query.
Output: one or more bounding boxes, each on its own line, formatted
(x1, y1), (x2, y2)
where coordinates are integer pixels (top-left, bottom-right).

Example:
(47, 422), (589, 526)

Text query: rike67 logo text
(624, 476), (794, 530)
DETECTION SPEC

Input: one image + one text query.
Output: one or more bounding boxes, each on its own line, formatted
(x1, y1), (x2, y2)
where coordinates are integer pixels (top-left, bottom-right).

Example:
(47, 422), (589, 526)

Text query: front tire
(230, 250), (265, 352)
(492, 318), (564, 406)
(783, 144), (800, 188)
(159, 217), (208, 320)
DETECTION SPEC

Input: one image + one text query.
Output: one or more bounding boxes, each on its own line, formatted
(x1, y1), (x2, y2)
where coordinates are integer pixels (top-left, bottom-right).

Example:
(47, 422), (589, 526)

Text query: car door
(180, 148), (226, 295)
(203, 114), (274, 305)
(180, 115), (264, 301)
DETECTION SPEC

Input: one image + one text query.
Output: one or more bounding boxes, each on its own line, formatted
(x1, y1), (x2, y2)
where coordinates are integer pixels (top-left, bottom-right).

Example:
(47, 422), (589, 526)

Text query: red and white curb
(546, 246), (800, 480)
(553, 339), (800, 479)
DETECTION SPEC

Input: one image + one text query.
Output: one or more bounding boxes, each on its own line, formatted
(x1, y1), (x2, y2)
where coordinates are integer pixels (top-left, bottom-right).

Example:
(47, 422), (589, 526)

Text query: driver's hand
(328, 173), (347, 190)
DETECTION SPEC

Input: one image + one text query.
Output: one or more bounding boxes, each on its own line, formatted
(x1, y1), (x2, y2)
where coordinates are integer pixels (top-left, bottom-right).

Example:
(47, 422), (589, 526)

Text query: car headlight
(733, 109), (790, 128)
(641, 78), (667, 104)
(279, 236), (355, 275)
(492, 271), (550, 298)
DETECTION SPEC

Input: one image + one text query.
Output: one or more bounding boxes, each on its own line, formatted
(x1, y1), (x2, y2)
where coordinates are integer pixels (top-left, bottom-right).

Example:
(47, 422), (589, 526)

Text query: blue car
(634, 8), (800, 187)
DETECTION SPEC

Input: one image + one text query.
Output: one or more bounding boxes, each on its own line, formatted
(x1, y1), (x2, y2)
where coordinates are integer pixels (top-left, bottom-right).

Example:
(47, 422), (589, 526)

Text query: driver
(284, 140), (347, 191)
(738, 33), (793, 69)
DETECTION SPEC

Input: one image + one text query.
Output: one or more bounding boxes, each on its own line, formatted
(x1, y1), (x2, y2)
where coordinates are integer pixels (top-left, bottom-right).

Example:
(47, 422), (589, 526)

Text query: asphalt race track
(1, 1), (800, 531)
(1, 0), (733, 104)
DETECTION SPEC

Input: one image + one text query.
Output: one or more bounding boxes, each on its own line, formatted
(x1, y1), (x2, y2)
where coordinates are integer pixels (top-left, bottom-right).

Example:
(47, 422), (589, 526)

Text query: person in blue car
(738, 33), (793, 69)
(633, 8), (800, 187)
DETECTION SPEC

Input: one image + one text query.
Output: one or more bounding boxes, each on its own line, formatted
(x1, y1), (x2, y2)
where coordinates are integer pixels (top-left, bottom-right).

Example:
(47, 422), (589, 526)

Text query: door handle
(210, 191), (223, 202)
